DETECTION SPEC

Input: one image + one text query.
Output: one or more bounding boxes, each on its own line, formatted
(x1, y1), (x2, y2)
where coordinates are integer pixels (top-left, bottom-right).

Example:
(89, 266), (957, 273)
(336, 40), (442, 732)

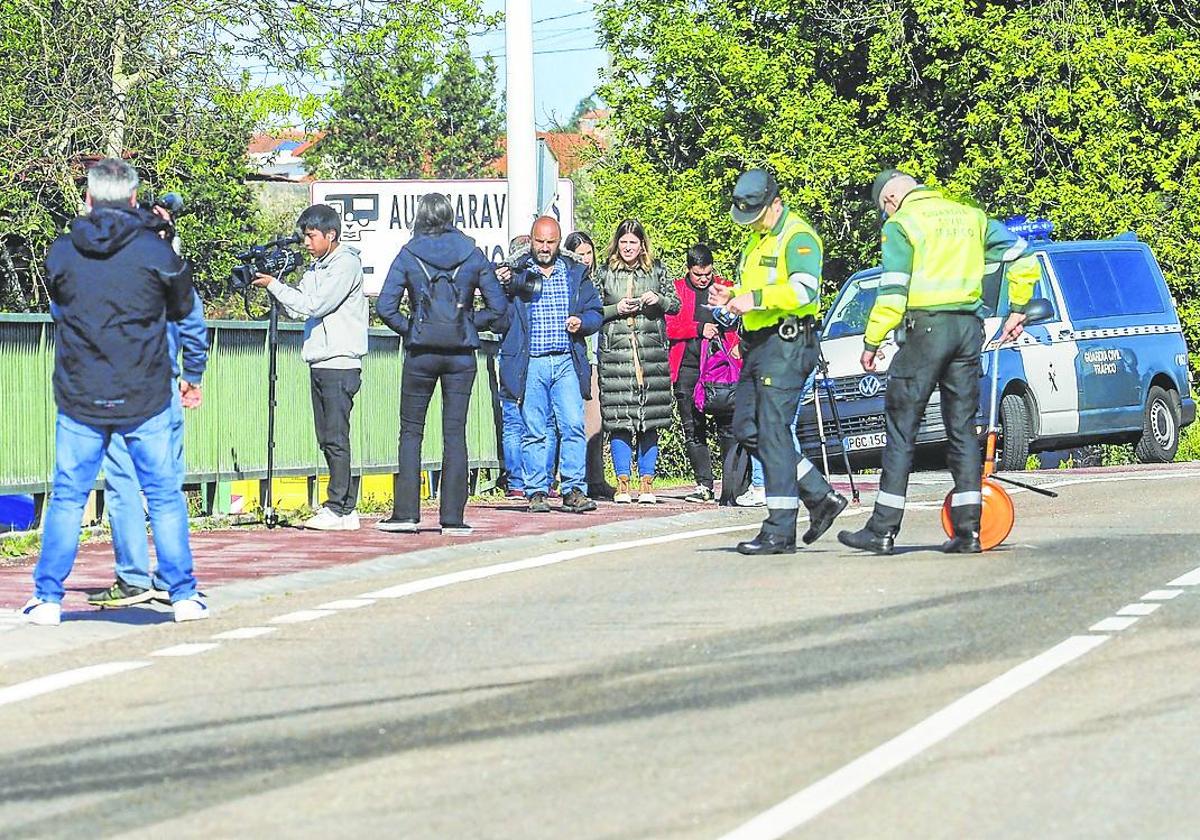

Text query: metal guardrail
(0, 315), (502, 497)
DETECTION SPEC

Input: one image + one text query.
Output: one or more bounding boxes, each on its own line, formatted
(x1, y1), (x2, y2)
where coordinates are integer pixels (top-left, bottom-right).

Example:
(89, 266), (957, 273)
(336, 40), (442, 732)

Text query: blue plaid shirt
(527, 258), (572, 356)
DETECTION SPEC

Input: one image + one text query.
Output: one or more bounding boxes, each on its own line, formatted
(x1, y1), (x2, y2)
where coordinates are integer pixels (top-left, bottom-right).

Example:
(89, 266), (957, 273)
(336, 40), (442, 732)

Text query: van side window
(1051, 248), (1164, 320)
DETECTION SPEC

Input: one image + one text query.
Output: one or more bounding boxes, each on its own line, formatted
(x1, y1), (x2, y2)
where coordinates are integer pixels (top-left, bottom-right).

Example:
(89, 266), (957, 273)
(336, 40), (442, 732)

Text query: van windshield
(823, 272), (878, 339)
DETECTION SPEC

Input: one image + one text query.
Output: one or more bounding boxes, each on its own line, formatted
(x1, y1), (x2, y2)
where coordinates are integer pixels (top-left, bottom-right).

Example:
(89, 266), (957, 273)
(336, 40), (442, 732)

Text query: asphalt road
(1, 465), (1199, 839)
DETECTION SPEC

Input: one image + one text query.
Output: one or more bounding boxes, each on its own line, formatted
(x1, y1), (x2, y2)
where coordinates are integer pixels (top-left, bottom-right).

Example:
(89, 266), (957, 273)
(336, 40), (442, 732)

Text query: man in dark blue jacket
(23, 158), (205, 626)
(497, 216), (603, 513)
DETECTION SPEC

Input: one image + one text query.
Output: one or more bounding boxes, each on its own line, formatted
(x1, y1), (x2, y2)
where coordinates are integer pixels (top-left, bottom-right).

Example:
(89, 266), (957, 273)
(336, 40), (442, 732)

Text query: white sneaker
(22, 597), (61, 626)
(638, 492), (657, 505)
(302, 507), (343, 531)
(173, 595), (209, 623)
(736, 485), (767, 507)
(341, 511), (361, 531)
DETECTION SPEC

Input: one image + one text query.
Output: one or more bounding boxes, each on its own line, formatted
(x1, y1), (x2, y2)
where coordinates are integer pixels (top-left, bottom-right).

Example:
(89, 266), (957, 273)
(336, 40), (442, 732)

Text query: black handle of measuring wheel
(993, 474), (1059, 497)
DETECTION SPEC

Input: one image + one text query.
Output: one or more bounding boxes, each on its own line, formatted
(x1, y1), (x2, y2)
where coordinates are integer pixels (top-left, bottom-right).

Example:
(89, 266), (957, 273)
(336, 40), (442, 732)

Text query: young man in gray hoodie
(253, 204), (369, 530)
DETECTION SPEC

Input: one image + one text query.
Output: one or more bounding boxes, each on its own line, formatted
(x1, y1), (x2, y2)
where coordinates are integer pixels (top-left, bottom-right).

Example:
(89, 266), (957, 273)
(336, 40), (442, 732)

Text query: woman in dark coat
(592, 219), (680, 503)
(375, 193), (507, 534)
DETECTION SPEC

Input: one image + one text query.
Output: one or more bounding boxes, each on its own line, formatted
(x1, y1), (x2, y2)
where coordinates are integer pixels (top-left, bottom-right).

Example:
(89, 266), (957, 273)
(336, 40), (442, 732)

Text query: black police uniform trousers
(867, 310), (984, 538)
(732, 328), (834, 540)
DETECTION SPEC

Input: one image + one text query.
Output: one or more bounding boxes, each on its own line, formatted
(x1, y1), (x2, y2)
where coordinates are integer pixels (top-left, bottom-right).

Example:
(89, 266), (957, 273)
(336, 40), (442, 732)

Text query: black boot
(941, 533), (982, 554)
(837, 526), (895, 555)
(802, 492), (848, 545)
(736, 533), (797, 555)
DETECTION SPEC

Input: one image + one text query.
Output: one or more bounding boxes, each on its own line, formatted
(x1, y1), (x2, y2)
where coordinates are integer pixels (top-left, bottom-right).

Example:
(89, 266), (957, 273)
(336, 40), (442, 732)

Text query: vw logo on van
(858, 374), (883, 398)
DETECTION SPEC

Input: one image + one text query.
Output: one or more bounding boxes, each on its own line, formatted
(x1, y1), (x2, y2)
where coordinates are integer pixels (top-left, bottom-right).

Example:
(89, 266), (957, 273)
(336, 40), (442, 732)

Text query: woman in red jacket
(665, 243), (739, 503)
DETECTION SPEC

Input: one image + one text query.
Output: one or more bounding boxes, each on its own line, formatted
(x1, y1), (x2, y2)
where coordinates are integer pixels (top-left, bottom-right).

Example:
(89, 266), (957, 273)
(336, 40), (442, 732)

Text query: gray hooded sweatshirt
(267, 244), (369, 369)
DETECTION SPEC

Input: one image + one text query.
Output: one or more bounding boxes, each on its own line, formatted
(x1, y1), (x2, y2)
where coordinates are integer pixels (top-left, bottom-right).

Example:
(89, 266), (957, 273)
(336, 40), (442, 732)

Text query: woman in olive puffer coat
(592, 219), (680, 503)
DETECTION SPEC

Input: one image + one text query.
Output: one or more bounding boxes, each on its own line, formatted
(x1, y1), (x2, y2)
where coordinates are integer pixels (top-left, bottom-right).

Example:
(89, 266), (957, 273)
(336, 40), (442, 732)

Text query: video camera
(138, 192), (185, 238)
(501, 250), (544, 300)
(231, 233), (304, 290)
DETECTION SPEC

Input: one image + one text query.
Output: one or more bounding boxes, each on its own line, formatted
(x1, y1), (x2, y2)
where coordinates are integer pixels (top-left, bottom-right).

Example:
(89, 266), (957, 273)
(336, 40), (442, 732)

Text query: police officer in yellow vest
(710, 169), (847, 555)
(838, 169), (1040, 555)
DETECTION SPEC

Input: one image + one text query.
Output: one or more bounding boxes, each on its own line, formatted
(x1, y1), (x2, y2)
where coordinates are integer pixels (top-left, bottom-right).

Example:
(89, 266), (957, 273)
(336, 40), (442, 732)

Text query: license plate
(844, 431), (886, 451)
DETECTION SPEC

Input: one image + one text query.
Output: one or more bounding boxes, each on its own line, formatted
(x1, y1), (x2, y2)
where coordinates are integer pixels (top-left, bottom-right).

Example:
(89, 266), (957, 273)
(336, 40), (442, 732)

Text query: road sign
(535, 138), (559, 217)
(310, 178), (575, 296)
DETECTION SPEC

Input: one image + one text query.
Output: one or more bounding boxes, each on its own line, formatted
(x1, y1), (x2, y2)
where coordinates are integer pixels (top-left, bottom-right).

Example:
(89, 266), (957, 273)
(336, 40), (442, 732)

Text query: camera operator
(251, 204), (368, 531)
(23, 158), (205, 626)
(496, 216), (603, 514)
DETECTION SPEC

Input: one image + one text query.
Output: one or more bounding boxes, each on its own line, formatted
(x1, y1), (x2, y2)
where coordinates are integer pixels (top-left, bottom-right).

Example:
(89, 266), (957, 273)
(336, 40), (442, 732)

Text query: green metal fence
(0, 315), (502, 496)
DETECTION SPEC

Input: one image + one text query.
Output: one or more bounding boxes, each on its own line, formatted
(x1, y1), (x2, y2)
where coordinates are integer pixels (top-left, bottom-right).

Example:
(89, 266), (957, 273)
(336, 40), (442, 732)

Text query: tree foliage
(592, 0), (1200, 360)
(0, 0), (492, 312)
(307, 24), (503, 180)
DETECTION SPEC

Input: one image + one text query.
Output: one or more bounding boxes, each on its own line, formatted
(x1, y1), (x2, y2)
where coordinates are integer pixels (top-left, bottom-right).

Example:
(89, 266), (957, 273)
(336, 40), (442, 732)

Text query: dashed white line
(314, 599), (376, 611)
(270, 610), (336, 624)
(1142, 589), (1184, 601)
(1090, 616), (1141, 632)
(0, 661), (151, 708)
(212, 627), (278, 640)
(1116, 603), (1161, 617)
(1167, 565), (1200, 587)
(718, 635), (1110, 840)
(150, 643), (221, 657)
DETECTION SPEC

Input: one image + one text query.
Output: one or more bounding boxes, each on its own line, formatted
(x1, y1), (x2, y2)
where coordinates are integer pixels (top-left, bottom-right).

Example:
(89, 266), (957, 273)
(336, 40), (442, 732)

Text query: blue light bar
(1004, 215), (1054, 241)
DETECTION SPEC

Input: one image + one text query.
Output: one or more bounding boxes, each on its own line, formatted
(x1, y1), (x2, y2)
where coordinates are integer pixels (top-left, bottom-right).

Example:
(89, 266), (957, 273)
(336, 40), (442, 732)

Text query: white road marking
(1116, 603), (1161, 617)
(1167, 565), (1200, 586)
(359, 524), (759, 600)
(1089, 616), (1141, 633)
(211, 627), (278, 640)
(149, 643), (221, 657)
(1142, 590), (1183, 601)
(718, 635), (1110, 840)
(314, 599), (376, 611)
(270, 610), (335, 624)
(0, 661), (152, 708)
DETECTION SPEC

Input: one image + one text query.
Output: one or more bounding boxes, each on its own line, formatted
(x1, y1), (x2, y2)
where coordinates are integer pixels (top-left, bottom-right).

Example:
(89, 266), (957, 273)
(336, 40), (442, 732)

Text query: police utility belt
(740, 314), (818, 347)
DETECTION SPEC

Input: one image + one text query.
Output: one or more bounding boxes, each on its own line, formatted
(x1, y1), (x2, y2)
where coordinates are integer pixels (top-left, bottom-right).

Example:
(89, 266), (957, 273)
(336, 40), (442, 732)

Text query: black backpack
(409, 256), (472, 349)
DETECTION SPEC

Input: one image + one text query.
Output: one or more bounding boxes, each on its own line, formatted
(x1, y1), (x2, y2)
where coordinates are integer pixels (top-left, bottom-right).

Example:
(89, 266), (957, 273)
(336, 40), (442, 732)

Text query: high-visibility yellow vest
(735, 210), (822, 331)
(890, 192), (987, 309)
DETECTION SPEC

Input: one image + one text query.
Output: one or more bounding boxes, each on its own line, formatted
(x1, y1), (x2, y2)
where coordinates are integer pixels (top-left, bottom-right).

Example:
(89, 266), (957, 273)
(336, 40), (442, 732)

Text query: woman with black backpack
(375, 193), (507, 535)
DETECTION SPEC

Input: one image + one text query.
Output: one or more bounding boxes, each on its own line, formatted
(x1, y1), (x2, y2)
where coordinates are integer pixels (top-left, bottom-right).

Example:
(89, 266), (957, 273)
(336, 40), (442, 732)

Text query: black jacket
(46, 206), (194, 425)
(376, 229), (507, 349)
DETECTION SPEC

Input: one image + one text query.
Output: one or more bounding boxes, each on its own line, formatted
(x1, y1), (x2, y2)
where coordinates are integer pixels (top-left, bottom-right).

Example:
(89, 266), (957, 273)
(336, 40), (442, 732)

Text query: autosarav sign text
(309, 178), (575, 296)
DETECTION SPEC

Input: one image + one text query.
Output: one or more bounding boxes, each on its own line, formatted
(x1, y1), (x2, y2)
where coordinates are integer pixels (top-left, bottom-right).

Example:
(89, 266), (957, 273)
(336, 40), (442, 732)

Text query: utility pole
(505, 0), (536, 241)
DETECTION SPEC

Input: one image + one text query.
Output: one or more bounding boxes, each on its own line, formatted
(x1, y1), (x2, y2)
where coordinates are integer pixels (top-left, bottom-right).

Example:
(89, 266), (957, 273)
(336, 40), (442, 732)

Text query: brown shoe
(637, 475), (656, 504)
(614, 475), (632, 504)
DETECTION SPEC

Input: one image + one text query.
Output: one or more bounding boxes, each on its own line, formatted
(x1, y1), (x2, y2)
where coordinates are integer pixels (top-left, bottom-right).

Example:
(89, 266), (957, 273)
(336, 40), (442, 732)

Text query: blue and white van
(799, 232), (1196, 469)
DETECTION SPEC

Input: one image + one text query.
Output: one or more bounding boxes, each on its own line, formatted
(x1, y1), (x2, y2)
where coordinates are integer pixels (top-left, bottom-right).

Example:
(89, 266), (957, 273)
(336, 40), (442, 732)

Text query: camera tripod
(810, 353), (860, 504)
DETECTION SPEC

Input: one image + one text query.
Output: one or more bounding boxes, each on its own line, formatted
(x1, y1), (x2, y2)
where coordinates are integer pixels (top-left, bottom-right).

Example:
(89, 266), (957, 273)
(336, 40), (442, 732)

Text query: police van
(798, 231), (1196, 469)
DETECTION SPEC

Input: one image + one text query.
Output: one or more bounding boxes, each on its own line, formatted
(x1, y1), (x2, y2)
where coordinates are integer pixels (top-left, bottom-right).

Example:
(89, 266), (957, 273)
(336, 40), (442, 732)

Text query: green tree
(592, 0), (1200, 368)
(308, 34), (502, 180)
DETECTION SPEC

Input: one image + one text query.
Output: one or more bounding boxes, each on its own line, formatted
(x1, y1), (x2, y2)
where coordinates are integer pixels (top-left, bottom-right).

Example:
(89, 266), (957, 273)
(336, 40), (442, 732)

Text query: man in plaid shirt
(497, 217), (604, 513)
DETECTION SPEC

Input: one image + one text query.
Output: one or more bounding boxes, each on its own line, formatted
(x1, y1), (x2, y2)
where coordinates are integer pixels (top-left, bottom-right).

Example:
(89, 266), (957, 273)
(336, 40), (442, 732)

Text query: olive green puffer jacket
(593, 261), (681, 433)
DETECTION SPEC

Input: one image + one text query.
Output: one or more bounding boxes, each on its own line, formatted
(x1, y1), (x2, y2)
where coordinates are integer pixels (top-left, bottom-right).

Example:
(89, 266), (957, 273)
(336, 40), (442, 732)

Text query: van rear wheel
(1134, 385), (1180, 463)
(997, 393), (1031, 472)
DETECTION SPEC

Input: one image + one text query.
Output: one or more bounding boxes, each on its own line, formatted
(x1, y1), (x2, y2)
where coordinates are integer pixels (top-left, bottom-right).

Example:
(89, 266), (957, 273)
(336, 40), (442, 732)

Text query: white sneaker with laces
(173, 596), (209, 623)
(22, 598), (61, 626)
(736, 485), (767, 507)
(341, 511), (361, 531)
(302, 507), (343, 531)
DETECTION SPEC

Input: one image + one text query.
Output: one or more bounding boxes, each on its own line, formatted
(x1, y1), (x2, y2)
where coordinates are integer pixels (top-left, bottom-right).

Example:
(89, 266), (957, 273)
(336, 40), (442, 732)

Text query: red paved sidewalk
(0, 479), (868, 611)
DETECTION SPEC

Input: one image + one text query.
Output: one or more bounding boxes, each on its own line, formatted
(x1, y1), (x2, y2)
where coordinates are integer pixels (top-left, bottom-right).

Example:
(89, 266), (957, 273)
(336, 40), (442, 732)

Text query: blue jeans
(610, 429), (659, 478)
(103, 390), (184, 590)
(502, 398), (557, 491)
(35, 406), (197, 604)
(520, 354), (585, 495)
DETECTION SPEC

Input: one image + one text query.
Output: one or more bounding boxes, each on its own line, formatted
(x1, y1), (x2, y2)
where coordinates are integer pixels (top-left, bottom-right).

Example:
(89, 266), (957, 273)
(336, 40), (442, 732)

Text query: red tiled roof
(248, 131), (308, 155)
(493, 132), (599, 176)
